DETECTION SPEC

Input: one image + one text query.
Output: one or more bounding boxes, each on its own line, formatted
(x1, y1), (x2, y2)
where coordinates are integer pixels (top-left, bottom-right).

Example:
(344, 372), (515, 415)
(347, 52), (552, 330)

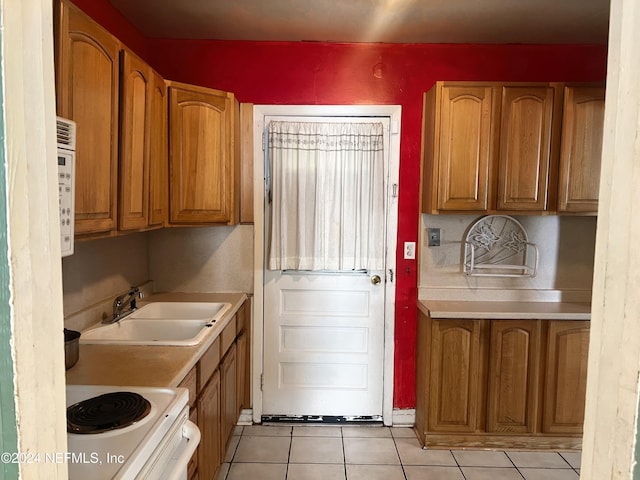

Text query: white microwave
(56, 117), (75, 257)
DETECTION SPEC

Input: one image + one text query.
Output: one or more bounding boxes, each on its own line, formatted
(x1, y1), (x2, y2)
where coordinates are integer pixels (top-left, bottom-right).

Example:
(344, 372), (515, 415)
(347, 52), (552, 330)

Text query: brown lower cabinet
(179, 298), (251, 480)
(415, 311), (589, 450)
(198, 370), (221, 480)
(220, 343), (237, 447)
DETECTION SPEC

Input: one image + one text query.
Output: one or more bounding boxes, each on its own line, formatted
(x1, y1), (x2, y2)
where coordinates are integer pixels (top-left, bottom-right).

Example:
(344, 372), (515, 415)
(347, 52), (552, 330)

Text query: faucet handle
(131, 288), (143, 309)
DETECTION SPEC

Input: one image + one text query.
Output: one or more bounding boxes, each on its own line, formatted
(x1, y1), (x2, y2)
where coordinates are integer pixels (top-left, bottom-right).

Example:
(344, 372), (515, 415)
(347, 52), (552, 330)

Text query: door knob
(371, 275), (382, 285)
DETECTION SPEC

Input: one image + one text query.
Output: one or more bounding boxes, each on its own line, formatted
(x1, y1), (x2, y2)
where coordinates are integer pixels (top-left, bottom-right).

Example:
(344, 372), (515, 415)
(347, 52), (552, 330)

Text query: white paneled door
(263, 269), (386, 417)
(262, 115), (393, 419)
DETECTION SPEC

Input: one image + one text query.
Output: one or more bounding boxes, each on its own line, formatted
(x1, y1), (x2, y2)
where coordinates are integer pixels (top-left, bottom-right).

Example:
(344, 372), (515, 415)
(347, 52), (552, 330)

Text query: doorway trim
(252, 105), (402, 426)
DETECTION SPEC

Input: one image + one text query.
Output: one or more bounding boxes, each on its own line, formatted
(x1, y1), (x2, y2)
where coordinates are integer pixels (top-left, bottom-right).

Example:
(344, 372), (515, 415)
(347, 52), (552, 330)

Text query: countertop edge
(418, 299), (591, 321)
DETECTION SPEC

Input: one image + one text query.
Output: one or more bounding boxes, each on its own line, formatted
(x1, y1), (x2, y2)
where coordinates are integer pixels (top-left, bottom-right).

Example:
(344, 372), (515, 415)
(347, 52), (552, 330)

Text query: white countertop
(418, 299), (591, 320)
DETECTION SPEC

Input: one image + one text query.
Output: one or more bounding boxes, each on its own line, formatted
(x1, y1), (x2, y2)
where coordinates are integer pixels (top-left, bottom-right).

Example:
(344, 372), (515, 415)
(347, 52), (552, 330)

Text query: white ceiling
(109, 0), (610, 45)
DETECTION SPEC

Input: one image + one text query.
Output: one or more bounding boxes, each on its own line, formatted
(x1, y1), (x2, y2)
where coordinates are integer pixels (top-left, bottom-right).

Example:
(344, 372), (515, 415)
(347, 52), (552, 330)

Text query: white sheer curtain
(267, 120), (386, 271)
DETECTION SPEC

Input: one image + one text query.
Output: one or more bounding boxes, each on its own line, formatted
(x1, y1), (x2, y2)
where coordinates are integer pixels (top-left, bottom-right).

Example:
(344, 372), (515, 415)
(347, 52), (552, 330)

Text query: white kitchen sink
(81, 302), (231, 346)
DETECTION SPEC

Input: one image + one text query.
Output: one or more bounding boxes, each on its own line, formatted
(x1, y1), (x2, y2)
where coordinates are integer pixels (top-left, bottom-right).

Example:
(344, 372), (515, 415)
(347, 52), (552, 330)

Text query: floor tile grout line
(558, 450), (581, 473)
(503, 450), (533, 480)
(451, 448), (470, 480)
(284, 427), (292, 480)
(341, 427), (348, 480)
(390, 435), (409, 480)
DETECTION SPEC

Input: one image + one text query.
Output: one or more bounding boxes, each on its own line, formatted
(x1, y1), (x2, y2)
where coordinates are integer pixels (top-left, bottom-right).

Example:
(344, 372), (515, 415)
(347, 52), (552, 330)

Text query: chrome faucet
(104, 286), (143, 324)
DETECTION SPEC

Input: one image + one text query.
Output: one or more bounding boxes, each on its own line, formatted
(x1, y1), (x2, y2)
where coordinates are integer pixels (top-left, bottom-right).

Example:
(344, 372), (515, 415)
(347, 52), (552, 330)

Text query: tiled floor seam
(452, 449), (528, 480)
(558, 451), (582, 476)
(284, 429), (293, 480)
(506, 450), (527, 480)
(390, 435), (409, 480)
(341, 428), (349, 480)
(451, 448), (470, 480)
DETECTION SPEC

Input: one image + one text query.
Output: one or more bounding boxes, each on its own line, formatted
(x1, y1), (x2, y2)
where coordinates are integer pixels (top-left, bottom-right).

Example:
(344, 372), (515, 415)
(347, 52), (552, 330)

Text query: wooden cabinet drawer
(221, 315), (237, 355)
(178, 365), (197, 409)
(198, 337), (220, 391)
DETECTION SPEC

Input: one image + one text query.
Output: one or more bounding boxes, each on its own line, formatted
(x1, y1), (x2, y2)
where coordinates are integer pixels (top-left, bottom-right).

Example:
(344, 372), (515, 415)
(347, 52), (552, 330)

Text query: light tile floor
(215, 425), (581, 480)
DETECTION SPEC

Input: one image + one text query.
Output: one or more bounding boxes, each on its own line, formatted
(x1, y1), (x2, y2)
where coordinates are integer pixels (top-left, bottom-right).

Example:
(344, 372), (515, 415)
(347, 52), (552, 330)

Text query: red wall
(149, 40), (607, 409)
(69, 0), (608, 409)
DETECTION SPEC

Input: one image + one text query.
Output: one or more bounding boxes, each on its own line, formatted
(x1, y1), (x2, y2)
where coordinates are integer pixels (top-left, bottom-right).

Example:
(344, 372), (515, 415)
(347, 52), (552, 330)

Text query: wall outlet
(428, 228), (441, 247)
(404, 241), (416, 259)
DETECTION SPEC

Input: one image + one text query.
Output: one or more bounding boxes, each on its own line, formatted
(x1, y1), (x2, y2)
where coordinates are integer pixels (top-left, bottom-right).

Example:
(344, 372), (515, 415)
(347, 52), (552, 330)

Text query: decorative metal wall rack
(463, 215), (538, 278)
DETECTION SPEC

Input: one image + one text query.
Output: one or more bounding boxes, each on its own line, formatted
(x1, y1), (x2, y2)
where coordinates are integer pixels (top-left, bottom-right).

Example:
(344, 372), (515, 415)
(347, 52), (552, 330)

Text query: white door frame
(252, 105), (401, 426)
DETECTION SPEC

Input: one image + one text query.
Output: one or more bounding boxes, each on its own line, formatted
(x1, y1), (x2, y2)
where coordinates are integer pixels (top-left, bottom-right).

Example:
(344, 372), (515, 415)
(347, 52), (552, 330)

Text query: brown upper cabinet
(239, 103), (254, 224)
(421, 84), (497, 212)
(148, 70), (169, 228)
(557, 86), (605, 213)
(168, 82), (240, 225)
(55, 0), (120, 235)
(119, 49), (169, 231)
(421, 81), (602, 215)
(56, 1), (242, 237)
(55, 0), (169, 236)
(118, 48), (151, 231)
(497, 85), (560, 211)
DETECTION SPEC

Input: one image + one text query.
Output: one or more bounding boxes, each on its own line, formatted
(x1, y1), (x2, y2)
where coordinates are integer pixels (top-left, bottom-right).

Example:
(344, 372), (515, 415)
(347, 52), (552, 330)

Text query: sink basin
(81, 302), (231, 346)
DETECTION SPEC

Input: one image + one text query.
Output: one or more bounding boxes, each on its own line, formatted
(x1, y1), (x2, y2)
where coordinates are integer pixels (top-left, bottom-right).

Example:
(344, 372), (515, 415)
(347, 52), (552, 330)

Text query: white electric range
(66, 385), (199, 480)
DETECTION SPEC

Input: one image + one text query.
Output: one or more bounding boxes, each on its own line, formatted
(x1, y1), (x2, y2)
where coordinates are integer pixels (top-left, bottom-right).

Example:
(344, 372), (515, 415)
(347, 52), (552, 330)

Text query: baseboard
(392, 408), (416, 427)
(238, 408), (253, 425)
(416, 432), (582, 451)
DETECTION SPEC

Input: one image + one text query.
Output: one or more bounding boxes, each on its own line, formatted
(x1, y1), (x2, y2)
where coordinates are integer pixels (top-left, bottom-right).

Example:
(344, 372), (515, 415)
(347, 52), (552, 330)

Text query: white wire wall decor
(463, 215), (538, 277)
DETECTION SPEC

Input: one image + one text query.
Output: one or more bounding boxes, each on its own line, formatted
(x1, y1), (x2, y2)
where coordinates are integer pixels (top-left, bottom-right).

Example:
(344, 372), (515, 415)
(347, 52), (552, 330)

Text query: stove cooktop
(66, 385), (188, 479)
(67, 391), (152, 434)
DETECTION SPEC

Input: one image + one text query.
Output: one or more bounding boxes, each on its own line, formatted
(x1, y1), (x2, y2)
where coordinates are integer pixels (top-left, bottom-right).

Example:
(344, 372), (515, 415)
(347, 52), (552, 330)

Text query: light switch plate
(428, 228), (441, 247)
(404, 241), (416, 259)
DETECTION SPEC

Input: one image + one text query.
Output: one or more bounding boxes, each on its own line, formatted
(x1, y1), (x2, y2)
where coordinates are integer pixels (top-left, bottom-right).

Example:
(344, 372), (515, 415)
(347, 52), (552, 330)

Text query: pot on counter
(64, 328), (80, 370)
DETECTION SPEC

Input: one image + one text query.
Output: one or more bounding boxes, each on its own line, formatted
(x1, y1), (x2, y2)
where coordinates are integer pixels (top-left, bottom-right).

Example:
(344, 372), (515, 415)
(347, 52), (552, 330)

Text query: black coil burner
(67, 391), (151, 434)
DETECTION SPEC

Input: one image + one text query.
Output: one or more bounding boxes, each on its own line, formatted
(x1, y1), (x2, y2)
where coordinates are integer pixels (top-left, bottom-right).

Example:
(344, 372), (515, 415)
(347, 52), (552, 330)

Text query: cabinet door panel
(437, 86), (495, 211)
(169, 86), (234, 224)
(558, 87), (605, 213)
(221, 343), (238, 446)
(240, 103), (254, 223)
(428, 319), (485, 433)
(241, 300), (252, 408)
(498, 86), (556, 211)
(148, 71), (168, 227)
(236, 330), (247, 415)
(487, 320), (541, 433)
(119, 49), (150, 230)
(56, 0), (119, 235)
(543, 321), (590, 434)
(198, 370), (221, 480)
